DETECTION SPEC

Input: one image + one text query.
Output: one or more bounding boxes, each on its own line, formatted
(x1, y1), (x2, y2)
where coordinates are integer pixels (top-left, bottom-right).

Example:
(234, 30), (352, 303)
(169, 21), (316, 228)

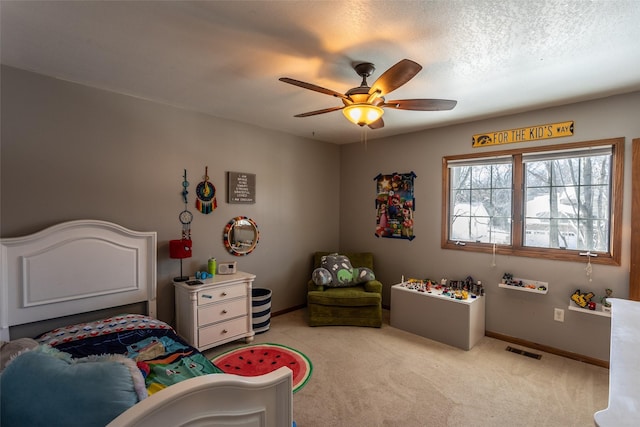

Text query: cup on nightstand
(208, 257), (217, 277)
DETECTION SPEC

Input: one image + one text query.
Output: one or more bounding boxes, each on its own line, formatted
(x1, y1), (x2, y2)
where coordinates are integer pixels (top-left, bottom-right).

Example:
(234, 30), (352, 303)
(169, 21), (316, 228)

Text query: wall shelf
(498, 277), (548, 294)
(568, 302), (612, 317)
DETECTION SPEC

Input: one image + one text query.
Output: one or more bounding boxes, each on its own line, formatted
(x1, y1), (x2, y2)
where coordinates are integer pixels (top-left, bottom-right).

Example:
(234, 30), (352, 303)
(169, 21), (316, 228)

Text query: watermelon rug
(211, 343), (312, 393)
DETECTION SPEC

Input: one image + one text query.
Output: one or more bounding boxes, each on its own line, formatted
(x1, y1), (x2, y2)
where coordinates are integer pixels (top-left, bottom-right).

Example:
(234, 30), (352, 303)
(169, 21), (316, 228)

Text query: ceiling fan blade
(383, 99), (457, 111)
(279, 77), (348, 100)
(369, 59), (422, 96)
(293, 106), (344, 117)
(368, 117), (385, 129)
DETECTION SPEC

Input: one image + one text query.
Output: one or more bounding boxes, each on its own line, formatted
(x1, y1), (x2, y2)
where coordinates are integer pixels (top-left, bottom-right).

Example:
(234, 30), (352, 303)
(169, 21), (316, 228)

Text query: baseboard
(272, 304), (306, 317)
(485, 330), (609, 369)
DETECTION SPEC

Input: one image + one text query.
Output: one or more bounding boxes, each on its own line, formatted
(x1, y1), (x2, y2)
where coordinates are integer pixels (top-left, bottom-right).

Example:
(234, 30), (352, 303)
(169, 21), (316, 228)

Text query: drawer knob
(221, 292), (228, 297)
(202, 294), (213, 299)
(222, 309), (228, 314)
(222, 329), (228, 334)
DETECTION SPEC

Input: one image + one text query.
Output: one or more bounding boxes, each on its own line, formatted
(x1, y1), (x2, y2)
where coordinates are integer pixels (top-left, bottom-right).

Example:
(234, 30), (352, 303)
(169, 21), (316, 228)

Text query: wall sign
(472, 120), (574, 148)
(227, 171), (256, 204)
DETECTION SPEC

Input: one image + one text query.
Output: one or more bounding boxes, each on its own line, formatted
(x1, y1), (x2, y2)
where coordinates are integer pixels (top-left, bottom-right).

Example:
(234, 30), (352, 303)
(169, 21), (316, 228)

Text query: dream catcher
(195, 166), (217, 214)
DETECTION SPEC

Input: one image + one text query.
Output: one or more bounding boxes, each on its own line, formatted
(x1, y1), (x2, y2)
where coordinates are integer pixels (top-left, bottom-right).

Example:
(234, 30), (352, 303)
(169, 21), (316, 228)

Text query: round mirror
(223, 216), (259, 256)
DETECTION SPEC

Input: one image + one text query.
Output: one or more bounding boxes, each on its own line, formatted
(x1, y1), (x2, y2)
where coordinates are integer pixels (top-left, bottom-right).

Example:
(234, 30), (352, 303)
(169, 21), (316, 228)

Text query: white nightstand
(174, 271), (256, 351)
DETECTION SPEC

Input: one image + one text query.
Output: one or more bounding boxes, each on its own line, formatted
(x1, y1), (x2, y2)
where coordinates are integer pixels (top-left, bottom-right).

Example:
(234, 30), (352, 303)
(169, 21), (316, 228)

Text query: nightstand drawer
(198, 316), (248, 347)
(198, 298), (247, 326)
(197, 284), (246, 305)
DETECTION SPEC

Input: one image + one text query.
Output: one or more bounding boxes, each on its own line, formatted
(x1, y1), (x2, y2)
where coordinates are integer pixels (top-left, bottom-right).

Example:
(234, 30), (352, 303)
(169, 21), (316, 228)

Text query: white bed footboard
(107, 367), (293, 427)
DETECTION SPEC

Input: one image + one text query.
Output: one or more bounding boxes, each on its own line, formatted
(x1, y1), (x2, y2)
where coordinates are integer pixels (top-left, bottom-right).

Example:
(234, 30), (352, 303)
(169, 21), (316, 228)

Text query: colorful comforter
(36, 314), (222, 394)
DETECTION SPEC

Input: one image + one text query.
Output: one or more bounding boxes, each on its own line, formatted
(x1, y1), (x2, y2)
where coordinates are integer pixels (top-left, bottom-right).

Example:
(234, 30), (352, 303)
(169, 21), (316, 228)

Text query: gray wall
(339, 91), (640, 361)
(1, 65), (340, 326)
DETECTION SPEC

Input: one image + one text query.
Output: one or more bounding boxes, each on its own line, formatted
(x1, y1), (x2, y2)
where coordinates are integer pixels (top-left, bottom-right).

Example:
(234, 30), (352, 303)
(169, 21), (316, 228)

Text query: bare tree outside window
(450, 163), (512, 244)
(442, 138), (623, 266)
(524, 153), (611, 251)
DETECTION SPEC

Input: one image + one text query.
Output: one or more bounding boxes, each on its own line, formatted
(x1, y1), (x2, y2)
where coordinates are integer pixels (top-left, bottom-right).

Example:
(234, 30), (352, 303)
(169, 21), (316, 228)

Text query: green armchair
(307, 252), (382, 327)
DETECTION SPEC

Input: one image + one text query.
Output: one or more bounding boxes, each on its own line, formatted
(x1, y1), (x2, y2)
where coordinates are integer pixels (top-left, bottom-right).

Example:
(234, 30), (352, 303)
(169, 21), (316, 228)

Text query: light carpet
(206, 309), (609, 427)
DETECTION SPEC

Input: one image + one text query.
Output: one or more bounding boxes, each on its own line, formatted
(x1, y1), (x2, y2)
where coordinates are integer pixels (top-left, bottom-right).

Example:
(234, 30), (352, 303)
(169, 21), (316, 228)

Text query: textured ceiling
(2, 1), (640, 144)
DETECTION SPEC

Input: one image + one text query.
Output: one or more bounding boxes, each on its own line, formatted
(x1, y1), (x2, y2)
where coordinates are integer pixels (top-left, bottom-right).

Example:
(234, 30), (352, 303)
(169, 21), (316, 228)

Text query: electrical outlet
(554, 308), (565, 322)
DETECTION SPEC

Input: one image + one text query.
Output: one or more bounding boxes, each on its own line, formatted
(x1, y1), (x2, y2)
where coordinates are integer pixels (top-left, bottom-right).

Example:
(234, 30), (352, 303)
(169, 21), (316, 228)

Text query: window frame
(441, 137), (624, 266)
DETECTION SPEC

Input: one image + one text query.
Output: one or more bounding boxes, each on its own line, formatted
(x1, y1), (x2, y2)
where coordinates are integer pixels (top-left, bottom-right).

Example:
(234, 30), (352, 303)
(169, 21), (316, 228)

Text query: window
(448, 156), (513, 245)
(441, 138), (623, 265)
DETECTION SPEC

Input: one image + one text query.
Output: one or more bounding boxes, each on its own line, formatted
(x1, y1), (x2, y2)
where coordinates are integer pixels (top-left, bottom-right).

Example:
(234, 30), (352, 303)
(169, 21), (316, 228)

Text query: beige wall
(1, 65), (340, 327)
(3, 64), (640, 361)
(339, 91), (640, 360)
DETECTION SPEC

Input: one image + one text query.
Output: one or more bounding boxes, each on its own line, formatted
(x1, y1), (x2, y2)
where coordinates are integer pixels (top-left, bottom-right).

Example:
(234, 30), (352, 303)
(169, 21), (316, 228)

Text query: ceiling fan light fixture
(342, 104), (384, 127)
(280, 59), (456, 129)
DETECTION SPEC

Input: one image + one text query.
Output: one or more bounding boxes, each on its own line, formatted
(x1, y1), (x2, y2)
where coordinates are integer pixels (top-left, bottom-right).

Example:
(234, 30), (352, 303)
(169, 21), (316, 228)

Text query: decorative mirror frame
(223, 216), (260, 256)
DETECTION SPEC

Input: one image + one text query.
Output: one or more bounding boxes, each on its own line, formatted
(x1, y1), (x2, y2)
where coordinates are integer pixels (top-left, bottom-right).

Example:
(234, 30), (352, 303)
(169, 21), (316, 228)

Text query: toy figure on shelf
(571, 289), (595, 308)
(464, 276), (474, 290)
(401, 276), (483, 299)
(601, 288), (613, 312)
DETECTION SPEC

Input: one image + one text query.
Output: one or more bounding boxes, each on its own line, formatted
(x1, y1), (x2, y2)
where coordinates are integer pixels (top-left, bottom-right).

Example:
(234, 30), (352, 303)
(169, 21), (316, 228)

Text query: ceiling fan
(279, 59), (456, 129)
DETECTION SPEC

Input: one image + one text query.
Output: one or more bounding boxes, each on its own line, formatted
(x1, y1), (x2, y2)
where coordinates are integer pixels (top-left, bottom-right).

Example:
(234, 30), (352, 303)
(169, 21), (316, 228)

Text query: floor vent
(506, 346), (542, 360)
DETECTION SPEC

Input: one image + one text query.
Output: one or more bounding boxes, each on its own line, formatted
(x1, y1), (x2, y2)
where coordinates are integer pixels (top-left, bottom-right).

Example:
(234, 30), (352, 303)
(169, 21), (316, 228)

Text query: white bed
(0, 219), (293, 427)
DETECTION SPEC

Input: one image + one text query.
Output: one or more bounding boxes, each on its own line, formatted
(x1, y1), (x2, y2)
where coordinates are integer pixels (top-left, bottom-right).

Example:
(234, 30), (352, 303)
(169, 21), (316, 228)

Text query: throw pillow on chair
(312, 254), (376, 287)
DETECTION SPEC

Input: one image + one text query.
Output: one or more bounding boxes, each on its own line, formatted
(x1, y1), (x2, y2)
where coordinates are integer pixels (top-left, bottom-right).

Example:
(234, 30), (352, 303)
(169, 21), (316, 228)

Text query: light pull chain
(360, 127), (368, 149)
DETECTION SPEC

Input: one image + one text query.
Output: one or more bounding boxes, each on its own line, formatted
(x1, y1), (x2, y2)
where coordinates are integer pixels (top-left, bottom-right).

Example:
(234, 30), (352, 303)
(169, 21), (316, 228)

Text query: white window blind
(522, 146), (612, 163)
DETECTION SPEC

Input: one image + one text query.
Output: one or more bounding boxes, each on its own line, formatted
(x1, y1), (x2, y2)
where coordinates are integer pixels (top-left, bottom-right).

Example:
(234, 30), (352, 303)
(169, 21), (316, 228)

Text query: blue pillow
(312, 267), (333, 286)
(1, 345), (146, 427)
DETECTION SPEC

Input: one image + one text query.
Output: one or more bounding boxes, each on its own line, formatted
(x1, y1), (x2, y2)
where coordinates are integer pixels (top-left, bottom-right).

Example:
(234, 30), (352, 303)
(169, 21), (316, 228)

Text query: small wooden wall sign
(227, 172), (256, 204)
(472, 120), (574, 148)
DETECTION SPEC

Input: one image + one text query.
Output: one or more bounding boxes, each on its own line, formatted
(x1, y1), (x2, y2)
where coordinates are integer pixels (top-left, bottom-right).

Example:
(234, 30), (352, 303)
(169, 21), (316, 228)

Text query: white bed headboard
(1, 220), (157, 341)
